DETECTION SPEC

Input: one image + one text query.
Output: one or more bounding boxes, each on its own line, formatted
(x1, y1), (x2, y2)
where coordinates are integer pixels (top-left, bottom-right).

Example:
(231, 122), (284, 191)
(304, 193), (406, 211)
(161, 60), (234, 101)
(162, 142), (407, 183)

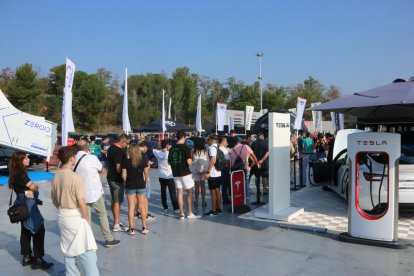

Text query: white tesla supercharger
(340, 132), (404, 247)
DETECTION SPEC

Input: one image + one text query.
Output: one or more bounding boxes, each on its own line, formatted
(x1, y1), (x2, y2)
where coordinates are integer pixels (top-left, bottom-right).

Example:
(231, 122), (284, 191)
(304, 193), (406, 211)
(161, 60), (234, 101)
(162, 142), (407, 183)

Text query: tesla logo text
(235, 180), (241, 191)
(275, 123), (289, 128)
(356, 140), (387, 146)
(25, 120), (51, 133)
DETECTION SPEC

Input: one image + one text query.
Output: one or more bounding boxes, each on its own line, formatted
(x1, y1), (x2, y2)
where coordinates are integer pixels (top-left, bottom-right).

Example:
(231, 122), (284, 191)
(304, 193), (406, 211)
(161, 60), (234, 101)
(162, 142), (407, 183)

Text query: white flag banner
(168, 97), (172, 119)
(162, 89), (166, 133)
(311, 102), (322, 131)
(122, 68), (131, 133)
(62, 57), (76, 146)
(217, 103), (227, 131)
(330, 112), (344, 132)
(288, 108), (297, 115)
(245, 105), (254, 131)
(196, 94), (202, 133)
(229, 116), (234, 132)
(294, 97), (307, 130)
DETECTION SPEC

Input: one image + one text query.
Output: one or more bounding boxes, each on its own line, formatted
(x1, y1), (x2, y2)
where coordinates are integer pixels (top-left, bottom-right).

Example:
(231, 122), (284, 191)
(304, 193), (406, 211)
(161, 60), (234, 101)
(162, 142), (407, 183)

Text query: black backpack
(210, 146), (227, 171)
(231, 145), (245, 171)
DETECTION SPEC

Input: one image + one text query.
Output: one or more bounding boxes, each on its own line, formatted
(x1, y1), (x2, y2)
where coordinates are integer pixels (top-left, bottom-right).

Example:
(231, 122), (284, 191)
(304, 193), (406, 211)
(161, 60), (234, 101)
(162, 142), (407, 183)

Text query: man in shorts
(168, 132), (200, 220)
(106, 134), (129, 231)
(251, 131), (269, 205)
(204, 134), (222, 216)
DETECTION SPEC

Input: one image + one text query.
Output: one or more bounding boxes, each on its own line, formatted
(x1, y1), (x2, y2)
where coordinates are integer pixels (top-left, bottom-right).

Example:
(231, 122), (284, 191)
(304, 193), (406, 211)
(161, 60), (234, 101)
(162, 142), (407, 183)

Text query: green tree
(7, 63), (42, 114)
(0, 67), (14, 95)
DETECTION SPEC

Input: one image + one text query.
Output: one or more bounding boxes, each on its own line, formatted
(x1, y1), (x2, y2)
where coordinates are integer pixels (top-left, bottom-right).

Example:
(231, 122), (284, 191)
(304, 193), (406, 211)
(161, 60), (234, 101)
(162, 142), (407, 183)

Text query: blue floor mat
(0, 171), (55, 186)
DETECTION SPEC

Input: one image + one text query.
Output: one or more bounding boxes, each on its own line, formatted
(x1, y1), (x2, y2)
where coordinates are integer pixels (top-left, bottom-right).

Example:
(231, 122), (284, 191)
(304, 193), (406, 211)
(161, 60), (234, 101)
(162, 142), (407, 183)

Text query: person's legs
(262, 176), (269, 194)
(215, 187), (222, 211)
(166, 178), (179, 210)
(160, 178), (168, 209)
(65, 256), (80, 276)
(91, 195), (114, 242)
(255, 174), (261, 203)
(194, 180), (200, 205)
(32, 224), (45, 259)
(108, 180), (124, 225)
(186, 188), (193, 214)
(127, 193), (136, 230)
(76, 250), (99, 276)
(137, 194), (147, 229)
(177, 188), (184, 216)
(20, 224), (32, 257)
(200, 179), (207, 206)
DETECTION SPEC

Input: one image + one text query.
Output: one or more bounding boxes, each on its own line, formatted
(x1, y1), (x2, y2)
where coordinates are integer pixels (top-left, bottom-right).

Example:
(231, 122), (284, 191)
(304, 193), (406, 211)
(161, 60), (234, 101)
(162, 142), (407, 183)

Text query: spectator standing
(251, 131), (269, 204)
(138, 142), (156, 220)
(74, 140), (120, 247)
(88, 136), (101, 159)
(122, 144), (150, 235)
(153, 140), (179, 212)
(218, 136), (231, 204)
(190, 137), (209, 208)
(99, 136), (110, 168)
(204, 134), (222, 216)
(8, 152), (53, 269)
(230, 139), (259, 202)
(51, 146), (99, 276)
(314, 133), (328, 160)
(168, 132), (200, 219)
(106, 134), (130, 232)
(300, 132), (314, 186)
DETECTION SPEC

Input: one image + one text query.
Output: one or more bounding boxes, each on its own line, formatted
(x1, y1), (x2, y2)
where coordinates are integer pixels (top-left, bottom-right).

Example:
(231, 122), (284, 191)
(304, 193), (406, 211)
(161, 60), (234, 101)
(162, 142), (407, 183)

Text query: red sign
(231, 170), (245, 212)
(67, 138), (75, 146)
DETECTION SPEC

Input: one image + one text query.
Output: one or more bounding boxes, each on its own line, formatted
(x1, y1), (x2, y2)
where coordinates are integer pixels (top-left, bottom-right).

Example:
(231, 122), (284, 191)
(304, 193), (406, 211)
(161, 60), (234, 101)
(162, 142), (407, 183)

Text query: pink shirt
(230, 144), (254, 171)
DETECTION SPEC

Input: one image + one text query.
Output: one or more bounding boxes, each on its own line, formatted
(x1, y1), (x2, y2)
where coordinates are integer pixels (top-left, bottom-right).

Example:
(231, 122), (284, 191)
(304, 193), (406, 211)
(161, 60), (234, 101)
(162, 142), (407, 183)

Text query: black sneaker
(204, 210), (217, 216)
(31, 258), (53, 269)
(217, 209), (223, 215)
(104, 239), (120, 247)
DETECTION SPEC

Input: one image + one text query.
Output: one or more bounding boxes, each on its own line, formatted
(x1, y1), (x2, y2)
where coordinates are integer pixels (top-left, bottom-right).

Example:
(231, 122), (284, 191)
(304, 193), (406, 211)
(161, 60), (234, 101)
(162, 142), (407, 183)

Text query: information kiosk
(339, 132), (406, 248)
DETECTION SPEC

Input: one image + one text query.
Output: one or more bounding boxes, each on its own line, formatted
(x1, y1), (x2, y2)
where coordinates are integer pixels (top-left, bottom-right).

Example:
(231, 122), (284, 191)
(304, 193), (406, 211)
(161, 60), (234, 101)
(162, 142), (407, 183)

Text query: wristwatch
(206, 171), (210, 174)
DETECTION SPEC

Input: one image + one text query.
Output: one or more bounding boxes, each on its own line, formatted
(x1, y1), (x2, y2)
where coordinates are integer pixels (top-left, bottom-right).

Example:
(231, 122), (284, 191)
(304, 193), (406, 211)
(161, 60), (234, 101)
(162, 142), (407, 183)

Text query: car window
(401, 133), (414, 164)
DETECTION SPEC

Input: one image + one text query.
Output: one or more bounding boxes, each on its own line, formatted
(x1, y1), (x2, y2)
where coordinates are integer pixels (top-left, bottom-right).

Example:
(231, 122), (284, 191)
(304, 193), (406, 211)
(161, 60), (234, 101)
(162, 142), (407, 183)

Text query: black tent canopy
(135, 119), (194, 132)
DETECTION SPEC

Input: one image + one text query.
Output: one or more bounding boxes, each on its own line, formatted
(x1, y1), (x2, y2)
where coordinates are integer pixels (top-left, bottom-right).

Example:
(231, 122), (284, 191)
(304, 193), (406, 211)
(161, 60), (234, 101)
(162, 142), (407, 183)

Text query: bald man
(74, 139), (120, 248)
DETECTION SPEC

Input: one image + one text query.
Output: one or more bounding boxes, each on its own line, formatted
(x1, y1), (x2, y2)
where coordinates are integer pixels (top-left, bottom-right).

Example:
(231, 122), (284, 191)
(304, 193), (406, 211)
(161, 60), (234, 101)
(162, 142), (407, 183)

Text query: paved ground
(1, 169), (414, 276)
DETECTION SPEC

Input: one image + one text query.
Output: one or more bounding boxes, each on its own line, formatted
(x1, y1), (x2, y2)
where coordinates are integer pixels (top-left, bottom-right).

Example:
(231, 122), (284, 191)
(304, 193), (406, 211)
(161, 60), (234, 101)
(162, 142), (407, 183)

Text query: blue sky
(1, 0), (414, 95)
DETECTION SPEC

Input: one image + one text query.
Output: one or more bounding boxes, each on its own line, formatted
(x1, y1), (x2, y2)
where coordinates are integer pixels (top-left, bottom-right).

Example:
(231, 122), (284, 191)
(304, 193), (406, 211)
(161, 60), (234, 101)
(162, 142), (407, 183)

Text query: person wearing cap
(168, 132), (201, 219)
(204, 134), (222, 216)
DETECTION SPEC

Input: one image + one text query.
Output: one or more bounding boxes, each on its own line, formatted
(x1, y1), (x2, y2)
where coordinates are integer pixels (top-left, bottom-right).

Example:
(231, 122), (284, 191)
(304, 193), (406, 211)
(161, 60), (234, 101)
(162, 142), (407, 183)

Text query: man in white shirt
(153, 140), (179, 212)
(75, 139), (120, 248)
(204, 134), (222, 216)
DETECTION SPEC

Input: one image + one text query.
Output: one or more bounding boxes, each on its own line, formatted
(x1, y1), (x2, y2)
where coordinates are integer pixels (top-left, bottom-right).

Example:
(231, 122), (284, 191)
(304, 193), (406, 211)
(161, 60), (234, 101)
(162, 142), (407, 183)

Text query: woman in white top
(191, 137), (209, 207)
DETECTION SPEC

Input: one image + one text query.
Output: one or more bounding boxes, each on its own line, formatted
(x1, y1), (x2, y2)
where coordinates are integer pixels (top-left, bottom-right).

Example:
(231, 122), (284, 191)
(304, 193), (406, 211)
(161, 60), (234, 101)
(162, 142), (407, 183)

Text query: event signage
(311, 102), (322, 131)
(62, 57), (76, 146)
(217, 103), (227, 131)
(294, 97), (307, 130)
(231, 170), (245, 213)
(245, 105), (254, 131)
(122, 68), (131, 133)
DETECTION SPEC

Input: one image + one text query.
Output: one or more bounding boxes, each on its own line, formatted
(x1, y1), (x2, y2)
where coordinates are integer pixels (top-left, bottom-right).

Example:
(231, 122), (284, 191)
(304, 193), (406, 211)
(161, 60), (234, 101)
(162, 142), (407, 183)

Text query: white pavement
(1, 169), (414, 276)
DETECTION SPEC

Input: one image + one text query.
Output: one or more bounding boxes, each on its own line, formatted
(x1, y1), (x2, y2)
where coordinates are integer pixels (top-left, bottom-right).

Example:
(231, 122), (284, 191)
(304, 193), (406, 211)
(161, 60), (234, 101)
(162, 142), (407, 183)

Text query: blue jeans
(65, 250), (99, 276)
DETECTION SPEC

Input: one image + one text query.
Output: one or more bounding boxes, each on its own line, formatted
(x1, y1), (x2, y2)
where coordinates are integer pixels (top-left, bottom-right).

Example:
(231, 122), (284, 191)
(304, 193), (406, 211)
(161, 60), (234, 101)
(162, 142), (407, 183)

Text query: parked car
(309, 128), (414, 207)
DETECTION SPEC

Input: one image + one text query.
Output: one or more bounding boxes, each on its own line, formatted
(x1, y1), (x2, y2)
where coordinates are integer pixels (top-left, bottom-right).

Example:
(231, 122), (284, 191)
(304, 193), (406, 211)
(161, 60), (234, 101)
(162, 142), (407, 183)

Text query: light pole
(256, 51), (264, 114)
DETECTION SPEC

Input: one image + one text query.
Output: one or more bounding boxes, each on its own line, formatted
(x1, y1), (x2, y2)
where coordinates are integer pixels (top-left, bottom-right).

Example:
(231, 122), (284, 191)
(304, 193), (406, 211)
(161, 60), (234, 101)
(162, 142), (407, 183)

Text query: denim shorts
(126, 188), (146, 195)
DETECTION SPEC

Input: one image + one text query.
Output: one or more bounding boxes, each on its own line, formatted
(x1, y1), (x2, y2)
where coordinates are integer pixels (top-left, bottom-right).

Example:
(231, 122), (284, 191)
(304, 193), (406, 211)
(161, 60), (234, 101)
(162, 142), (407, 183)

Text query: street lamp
(256, 51), (264, 114)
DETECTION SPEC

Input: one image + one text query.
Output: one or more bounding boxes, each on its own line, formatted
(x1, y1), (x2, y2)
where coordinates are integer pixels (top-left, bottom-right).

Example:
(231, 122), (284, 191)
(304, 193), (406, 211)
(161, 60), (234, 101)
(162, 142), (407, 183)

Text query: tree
(324, 85), (342, 101)
(0, 67), (14, 94)
(7, 64), (42, 114)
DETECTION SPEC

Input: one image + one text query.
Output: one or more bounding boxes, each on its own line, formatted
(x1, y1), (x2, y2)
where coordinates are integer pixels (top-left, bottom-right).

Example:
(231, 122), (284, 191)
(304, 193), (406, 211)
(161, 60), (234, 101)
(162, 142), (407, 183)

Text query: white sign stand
(255, 112), (304, 221)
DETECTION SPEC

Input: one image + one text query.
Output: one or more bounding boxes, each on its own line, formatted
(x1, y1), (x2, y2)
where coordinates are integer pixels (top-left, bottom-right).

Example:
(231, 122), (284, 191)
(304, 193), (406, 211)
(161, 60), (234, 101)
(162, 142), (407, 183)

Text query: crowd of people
(7, 130), (273, 274)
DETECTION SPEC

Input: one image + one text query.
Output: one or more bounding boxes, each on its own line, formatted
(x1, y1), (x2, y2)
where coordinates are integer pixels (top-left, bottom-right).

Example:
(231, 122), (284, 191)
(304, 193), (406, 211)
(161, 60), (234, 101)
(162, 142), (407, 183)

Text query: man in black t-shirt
(106, 134), (129, 232)
(168, 132), (200, 219)
(251, 131), (269, 205)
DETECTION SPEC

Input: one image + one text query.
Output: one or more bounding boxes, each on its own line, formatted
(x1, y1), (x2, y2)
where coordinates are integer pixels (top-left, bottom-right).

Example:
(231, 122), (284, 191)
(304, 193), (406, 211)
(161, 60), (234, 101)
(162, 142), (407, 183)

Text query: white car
(309, 129), (414, 208)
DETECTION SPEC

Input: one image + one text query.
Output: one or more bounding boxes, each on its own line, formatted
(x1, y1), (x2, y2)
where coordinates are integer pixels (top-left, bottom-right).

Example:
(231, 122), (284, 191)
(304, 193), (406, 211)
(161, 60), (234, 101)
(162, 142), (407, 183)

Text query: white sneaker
(113, 224), (127, 232)
(186, 213), (201, 219)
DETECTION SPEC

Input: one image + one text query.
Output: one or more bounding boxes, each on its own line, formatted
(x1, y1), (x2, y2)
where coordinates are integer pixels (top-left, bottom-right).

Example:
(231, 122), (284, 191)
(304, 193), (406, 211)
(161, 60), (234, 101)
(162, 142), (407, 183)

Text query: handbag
(7, 189), (29, 224)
